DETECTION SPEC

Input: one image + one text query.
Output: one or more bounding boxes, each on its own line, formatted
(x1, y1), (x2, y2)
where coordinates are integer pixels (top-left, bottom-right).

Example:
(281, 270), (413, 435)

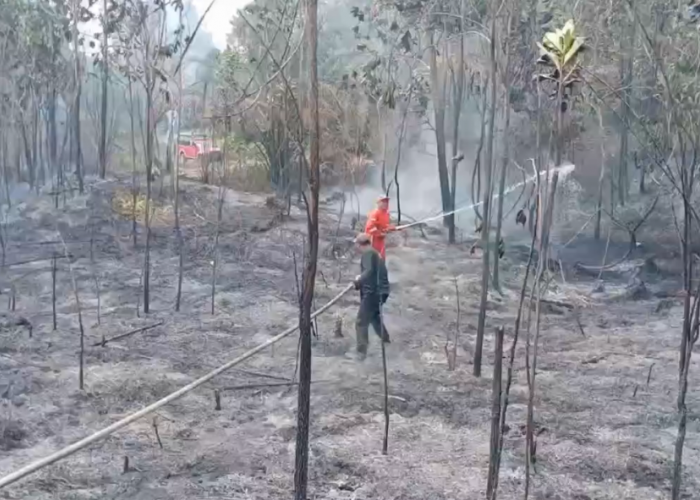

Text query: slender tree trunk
(143, 80), (154, 314)
(448, 0), (466, 244)
(52, 253), (57, 331)
(537, 76), (565, 257)
(594, 107), (605, 240)
(128, 77), (138, 248)
(473, 10), (498, 378)
(391, 89), (413, 225)
(525, 57), (567, 500)
(49, 89), (57, 202)
(471, 81), (488, 223)
(486, 326), (504, 498)
(378, 103), (387, 192)
(31, 95), (39, 189)
(429, 31), (451, 225)
(39, 111), (45, 189)
(20, 123), (34, 189)
(617, 15), (635, 206)
(175, 9), (184, 312)
(99, 0), (109, 179)
(71, 0), (83, 193)
(211, 187), (225, 315)
(0, 130), (9, 208)
(492, 6), (516, 289)
(297, 34), (306, 204)
(672, 176), (695, 500)
(492, 213), (538, 499)
(294, 0), (320, 497)
(200, 82), (209, 183)
(638, 153), (646, 193)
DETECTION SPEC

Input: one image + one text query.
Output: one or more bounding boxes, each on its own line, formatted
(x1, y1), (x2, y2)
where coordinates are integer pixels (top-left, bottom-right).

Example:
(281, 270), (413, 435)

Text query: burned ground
(0, 177), (698, 500)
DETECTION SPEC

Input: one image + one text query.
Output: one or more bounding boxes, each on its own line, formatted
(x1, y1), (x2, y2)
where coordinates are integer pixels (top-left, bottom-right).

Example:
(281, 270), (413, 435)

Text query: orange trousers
(372, 237), (386, 260)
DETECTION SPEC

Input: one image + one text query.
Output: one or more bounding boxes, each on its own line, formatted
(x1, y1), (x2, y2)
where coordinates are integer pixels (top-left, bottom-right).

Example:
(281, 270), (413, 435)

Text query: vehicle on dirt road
(177, 133), (222, 163)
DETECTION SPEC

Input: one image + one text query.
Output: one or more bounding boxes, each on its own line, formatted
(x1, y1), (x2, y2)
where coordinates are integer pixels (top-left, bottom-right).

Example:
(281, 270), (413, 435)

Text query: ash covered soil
(0, 177), (699, 500)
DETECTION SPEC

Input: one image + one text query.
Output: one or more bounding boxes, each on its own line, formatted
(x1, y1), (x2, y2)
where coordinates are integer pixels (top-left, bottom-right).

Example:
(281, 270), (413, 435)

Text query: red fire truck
(177, 132), (222, 162)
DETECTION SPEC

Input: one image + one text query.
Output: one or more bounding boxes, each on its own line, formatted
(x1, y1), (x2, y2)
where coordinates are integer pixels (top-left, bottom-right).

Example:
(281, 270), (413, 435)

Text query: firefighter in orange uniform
(364, 196), (396, 260)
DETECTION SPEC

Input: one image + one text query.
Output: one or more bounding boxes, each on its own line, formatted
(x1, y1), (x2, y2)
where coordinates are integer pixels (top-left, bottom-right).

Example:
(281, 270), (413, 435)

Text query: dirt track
(0, 178), (698, 499)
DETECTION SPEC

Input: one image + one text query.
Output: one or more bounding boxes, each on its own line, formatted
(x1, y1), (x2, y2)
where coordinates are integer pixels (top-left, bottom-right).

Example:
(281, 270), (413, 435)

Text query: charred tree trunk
(594, 107), (605, 240)
(391, 89), (412, 225)
(617, 16), (635, 207)
(143, 80), (154, 313)
(98, 0), (109, 179)
(448, 0), (466, 244)
(71, 0), (83, 194)
(672, 169), (697, 500)
(21, 123), (34, 189)
(294, 0), (320, 496)
(429, 31), (452, 226)
(175, 10), (184, 312)
(200, 82), (209, 184)
(492, 6), (516, 289)
(471, 80), (488, 223)
(378, 104), (387, 192)
(31, 95), (39, 189)
(473, 10), (498, 378)
(128, 76), (138, 248)
(486, 326), (504, 497)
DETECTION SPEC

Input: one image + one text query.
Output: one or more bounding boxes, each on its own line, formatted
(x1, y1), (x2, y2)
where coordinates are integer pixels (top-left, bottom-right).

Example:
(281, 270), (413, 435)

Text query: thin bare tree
(492, 1), (518, 290)
(70, 0), (84, 193)
(473, 0), (500, 377)
(294, 0), (320, 497)
(98, 0), (110, 179)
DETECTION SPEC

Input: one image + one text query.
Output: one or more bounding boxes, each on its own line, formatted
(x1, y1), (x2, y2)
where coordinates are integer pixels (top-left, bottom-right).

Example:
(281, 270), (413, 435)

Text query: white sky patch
(78, 0), (248, 56)
(192, 0), (250, 49)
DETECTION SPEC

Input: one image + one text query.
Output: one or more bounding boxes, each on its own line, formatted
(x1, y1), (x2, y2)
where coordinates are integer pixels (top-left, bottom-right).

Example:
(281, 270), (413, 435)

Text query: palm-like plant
(535, 19), (586, 112)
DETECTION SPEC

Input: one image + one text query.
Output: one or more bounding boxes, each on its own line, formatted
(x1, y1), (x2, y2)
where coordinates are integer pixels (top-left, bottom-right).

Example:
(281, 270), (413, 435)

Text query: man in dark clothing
(350, 233), (390, 361)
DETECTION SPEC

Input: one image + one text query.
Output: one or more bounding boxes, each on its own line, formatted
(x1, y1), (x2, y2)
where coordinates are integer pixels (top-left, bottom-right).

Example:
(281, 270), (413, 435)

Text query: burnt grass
(0, 176), (698, 499)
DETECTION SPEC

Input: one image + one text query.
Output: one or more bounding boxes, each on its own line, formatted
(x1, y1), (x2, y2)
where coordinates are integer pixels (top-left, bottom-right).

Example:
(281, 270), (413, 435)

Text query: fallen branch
(92, 321), (164, 347)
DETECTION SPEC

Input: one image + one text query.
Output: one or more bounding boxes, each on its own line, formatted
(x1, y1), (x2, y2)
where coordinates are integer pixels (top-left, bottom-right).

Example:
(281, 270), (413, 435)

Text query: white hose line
(0, 283), (354, 489)
(395, 163), (575, 231)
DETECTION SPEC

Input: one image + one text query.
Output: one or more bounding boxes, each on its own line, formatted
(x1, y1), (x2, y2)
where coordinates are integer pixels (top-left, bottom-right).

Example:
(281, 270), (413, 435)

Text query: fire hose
(394, 162), (575, 231)
(0, 283), (354, 489)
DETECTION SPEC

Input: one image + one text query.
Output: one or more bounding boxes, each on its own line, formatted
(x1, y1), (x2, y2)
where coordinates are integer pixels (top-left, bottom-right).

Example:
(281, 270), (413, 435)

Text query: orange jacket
(365, 208), (393, 258)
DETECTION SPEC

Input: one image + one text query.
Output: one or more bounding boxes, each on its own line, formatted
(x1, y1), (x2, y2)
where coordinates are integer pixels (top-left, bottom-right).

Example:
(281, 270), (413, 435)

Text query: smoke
(181, 1), (220, 87)
(352, 96), (488, 229)
(348, 95), (545, 246)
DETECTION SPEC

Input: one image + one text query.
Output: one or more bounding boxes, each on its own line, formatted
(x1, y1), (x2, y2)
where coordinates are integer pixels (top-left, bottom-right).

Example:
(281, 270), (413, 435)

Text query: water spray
(394, 162), (576, 231)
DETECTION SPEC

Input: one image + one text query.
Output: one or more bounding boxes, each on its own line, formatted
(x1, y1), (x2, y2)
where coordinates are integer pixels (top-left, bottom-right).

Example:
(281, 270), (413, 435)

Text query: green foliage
(535, 19), (586, 112)
(0, 0), (71, 100)
(537, 20), (585, 72)
(347, 2), (428, 113)
(215, 48), (243, 102)
(224, 135), (270, 192)
(226, 135), (264, 165)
